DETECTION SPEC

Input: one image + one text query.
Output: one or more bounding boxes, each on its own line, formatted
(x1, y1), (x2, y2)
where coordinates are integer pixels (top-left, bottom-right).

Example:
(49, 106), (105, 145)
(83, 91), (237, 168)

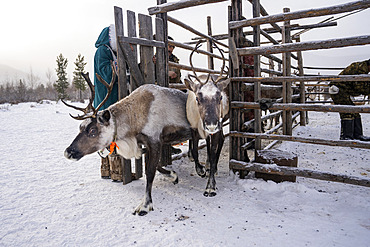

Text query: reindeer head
(64, 67), (117, 161)
(185, 42), (230, 135)
(64, 110), (116, 160)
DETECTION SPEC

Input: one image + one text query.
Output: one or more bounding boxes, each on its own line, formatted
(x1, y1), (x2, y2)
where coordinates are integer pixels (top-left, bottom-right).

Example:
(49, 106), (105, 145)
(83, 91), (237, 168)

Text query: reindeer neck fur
(108, 86), (155, 159)
(186, 90), (209, 139)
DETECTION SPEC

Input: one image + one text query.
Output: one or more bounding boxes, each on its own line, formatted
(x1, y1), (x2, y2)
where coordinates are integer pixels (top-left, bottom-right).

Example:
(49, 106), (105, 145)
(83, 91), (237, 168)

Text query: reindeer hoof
(203, 190), (217, 197)
(133, 201), (153, 216)
(196, 165), (206, 178)
(167, 171), (178, 184)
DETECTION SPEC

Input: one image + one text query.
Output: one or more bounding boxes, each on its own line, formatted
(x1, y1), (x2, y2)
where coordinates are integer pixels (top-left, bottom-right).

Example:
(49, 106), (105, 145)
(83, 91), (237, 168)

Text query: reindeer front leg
(134, 142), (160, 216)
(204, 135), (217, 197)
(189, 129), (206, 178)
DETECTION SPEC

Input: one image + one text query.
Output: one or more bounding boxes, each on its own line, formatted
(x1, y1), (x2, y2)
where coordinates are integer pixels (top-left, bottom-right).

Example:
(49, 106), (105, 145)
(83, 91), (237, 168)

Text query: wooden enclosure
(112, 0), (370, 187)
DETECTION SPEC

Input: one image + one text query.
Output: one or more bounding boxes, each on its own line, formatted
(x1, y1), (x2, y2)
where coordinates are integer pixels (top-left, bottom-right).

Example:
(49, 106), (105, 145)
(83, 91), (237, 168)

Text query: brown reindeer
(64, 68), (193, 216)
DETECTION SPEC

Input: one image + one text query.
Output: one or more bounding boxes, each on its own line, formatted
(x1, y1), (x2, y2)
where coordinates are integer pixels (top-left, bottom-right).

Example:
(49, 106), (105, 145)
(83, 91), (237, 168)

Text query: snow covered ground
(0, 101), (369, 247)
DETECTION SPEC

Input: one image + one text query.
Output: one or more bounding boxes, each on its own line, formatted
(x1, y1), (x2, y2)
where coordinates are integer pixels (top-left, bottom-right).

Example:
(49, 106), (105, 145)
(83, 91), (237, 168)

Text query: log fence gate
(112, 0), (370, 187)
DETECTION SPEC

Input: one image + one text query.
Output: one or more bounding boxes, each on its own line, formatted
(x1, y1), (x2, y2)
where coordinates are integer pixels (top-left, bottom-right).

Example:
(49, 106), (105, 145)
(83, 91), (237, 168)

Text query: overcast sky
(0, 0), (369, 83)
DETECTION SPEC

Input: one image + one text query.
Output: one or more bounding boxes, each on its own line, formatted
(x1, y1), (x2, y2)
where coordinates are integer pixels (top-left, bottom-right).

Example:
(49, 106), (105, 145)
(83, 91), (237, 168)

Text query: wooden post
(268, 58), (274, 77)
(282, 7), (292, 135)
(114, 7), (129, 100)
(295, 36), (307, 126)
(114, 6), (132, 184)
(229, 1), (246, 167)
(139, 14), (155, 84)
(207, 16), (214, 70)
(253, 0), (262, 151)
(255, 149), (298, 183)
(127, 10), (140, 91)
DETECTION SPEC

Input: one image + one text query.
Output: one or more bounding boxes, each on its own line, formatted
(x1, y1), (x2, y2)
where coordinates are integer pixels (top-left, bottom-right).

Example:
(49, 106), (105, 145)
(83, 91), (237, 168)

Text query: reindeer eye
(88, 127), (98, 137)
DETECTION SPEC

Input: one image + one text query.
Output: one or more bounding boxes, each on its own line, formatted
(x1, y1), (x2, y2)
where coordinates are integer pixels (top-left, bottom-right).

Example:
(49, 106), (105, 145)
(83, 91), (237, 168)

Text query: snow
(0, 101), (369, 247)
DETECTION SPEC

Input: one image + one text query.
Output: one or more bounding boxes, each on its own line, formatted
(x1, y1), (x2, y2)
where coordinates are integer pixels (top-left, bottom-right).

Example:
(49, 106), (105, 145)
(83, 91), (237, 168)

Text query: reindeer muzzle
(64, 146), (84, 161)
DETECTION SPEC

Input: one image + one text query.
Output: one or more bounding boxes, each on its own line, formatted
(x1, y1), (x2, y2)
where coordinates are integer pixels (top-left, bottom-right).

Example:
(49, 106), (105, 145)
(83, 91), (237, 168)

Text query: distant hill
(0, 64), (28, 85)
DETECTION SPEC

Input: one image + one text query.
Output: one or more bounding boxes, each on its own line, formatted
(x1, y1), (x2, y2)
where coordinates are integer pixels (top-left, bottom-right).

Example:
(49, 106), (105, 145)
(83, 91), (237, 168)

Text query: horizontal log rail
(231, 74), (370, 83)
(237, 35), (370, 56)
(303, 66), (344, 70)
(229, 159), (370, 187)
(231, 101), (370, 113)
(119, 35), (165, 48)
(229, 0), (370, 29)
(148, 0), (227, 15)
(169, 61), (221, 74)
(229, 131), (370, 150)
(306, 99), (370, 104)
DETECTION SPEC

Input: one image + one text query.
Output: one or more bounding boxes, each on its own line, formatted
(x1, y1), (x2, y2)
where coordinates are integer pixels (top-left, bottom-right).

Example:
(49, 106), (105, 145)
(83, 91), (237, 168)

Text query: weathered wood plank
(120, 36), (165, 48)
(114, 7), (128, 100)
(138, 14), (155, 84)
(117, 36), (144, 88)
(238, 35), (370, 56)
(229, 159), (370, 187)
(148, 0), (227, 15)
(126, 10), (140, 90)
(230, 0), (370, 29)
(155, 17), (166, 87)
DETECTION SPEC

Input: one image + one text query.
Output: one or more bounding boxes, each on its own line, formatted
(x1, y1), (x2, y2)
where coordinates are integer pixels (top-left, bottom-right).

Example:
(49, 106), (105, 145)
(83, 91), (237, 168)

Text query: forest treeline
(0, 53), (90, 104)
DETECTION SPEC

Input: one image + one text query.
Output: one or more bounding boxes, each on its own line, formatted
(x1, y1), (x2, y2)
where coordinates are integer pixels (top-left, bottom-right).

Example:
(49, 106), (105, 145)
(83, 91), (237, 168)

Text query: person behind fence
(94, 24), (120, 179)
(329, 59), (370, 141)
(167, 36), (182, 84)
(152, 36), (182, 84)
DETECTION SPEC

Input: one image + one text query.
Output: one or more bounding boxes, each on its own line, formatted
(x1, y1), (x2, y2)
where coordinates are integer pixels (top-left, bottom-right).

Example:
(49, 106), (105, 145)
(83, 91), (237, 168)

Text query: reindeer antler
(211, 42), (226, 83)
(62, 63), (117, 120)
(189, 41), (211, 85)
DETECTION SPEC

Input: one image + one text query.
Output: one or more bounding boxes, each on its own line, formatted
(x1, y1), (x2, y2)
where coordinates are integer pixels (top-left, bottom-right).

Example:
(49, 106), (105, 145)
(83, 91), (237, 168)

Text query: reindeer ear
(217, 78), (230, 91)
(184, 75), (199, 92)
(98, 110), (111, 126)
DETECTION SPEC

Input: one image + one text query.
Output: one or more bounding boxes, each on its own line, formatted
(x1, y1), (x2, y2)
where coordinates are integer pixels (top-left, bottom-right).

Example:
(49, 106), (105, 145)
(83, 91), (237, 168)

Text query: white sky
(0, 0), (369, 84)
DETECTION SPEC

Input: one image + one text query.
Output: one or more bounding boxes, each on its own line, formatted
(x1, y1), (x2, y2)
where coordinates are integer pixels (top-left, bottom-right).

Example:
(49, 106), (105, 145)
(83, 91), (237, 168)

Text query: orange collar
(109, 142), (119, 155)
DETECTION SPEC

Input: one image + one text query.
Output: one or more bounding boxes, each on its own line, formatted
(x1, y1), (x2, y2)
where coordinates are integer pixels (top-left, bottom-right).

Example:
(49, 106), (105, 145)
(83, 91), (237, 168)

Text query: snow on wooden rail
(237, 35), (370, 56)
(229, 0), (370, 29)
(148, 0), (227, 15)
(229, 159), (370, 187)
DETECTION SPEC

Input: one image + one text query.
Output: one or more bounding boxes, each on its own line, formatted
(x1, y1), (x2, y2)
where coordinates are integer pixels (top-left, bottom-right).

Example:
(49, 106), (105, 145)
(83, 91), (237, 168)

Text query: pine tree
(72, 53), (87, 102)
(54, 53), (69, 100)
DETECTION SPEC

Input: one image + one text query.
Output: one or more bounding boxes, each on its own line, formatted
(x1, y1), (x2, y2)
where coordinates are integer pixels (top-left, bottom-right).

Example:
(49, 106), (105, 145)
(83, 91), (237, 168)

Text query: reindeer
(63, 68), (192, 216)
(184, 42), (230, 197)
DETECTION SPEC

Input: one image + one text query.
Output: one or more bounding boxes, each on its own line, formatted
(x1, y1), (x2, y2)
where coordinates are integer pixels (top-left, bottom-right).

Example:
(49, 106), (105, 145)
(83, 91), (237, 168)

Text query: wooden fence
(112, 0), (370, 187)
